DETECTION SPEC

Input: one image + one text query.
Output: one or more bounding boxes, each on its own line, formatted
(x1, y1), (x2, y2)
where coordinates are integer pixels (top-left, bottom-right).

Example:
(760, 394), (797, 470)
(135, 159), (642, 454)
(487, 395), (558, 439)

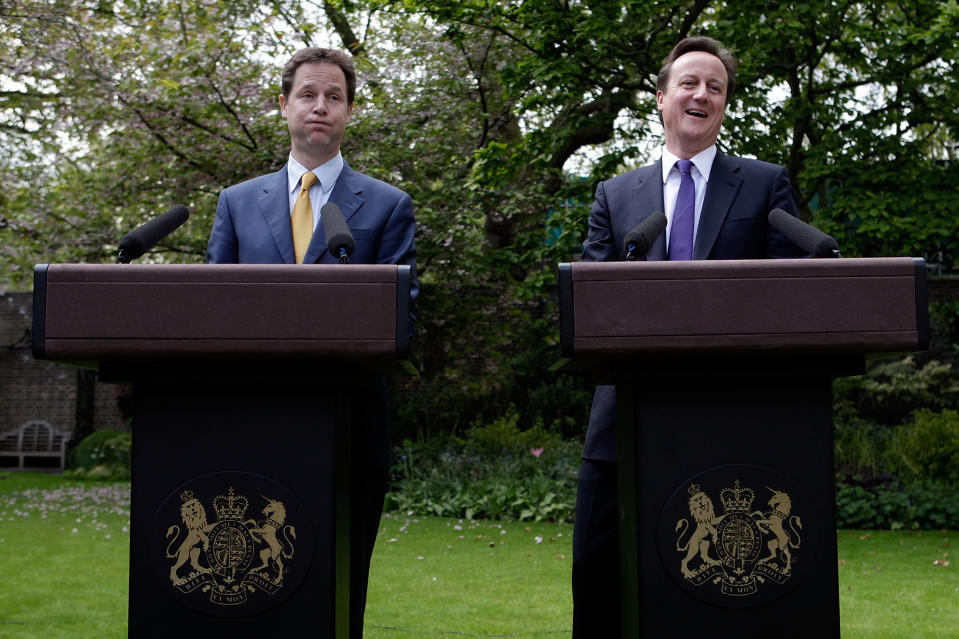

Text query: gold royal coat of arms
(164, 487), (297, 606)
(673, 479), (802, 597)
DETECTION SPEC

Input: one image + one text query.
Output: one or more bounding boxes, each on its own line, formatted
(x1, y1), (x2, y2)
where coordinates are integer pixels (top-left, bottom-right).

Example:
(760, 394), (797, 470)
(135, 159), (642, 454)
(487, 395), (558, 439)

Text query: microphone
(768, 208), (840, 258)
(321, 202), (355, 264)
(117, 204), (190, 263)
(624, 212), (667, 261)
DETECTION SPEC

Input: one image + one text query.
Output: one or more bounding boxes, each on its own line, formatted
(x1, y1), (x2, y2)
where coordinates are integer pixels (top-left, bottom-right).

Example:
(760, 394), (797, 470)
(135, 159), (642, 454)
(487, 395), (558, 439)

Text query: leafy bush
(65, 429), (131, 480)
(832, 407), (890, 477)
(387, 409), (580, 522)
(832, 406), (959, 528)
(885, 408), (959, 482)
(520, 371), (593, 440)
(833, 356), (959, 426)
(389, 281), (594, 443)
(834, 476), (908, 529)
(465, 407), (563, 452)
(835, 475), (959, 530)
(929, 298), (959, 350)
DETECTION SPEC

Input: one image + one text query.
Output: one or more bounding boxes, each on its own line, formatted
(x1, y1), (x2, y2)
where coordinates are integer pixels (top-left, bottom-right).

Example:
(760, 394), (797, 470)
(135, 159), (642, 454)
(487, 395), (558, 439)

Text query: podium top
(33, 263), (413, 370)
(559, 257), (929, 360)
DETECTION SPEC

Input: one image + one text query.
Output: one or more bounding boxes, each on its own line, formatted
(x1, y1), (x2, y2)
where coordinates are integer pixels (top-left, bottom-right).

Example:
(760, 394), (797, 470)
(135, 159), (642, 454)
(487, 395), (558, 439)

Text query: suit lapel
(304, 161), (366, 264)
(258, 167), (296, 264)
(628, 160), (667, 261)
(695, 152), (743, 260)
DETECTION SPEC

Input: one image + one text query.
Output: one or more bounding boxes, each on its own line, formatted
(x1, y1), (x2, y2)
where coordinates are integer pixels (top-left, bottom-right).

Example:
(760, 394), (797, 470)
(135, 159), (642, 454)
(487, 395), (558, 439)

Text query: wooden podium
(33, 263), (414, 638)
(558, 257), (928, 638)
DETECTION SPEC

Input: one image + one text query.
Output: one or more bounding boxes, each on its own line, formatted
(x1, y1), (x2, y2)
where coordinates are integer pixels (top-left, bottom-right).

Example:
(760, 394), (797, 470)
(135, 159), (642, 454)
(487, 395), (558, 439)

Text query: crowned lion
(675, 485), (722, 578)
(166, 491), (214, 586)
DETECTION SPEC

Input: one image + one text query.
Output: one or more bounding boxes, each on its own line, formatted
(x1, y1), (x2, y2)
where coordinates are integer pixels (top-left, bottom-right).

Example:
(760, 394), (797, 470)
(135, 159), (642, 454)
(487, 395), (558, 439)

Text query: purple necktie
(669, 159), (694, 261)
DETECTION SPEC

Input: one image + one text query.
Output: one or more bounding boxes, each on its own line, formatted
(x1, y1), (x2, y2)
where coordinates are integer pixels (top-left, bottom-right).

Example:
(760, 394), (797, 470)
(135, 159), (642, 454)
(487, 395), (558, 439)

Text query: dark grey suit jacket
(580, 152), (806, 462)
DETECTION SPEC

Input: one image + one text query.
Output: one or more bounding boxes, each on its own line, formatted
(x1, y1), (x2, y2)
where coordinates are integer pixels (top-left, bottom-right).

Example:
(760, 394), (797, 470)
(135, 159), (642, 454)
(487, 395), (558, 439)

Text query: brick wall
(0, 292), (126, 441)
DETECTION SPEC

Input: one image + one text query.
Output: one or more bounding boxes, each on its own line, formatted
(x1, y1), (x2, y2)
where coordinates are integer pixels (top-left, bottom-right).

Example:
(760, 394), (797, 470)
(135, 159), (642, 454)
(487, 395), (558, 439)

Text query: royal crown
(720, 480), (755, 512)
(213, 487), (249, 520)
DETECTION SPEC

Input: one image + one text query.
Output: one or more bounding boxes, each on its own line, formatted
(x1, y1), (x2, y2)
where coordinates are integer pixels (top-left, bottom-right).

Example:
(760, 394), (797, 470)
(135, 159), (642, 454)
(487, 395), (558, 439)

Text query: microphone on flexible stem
(117, 204), (190, 263)
(624, 212), (667, 261)
(767, 208), (841, 258)
(321, 202), (355, 264)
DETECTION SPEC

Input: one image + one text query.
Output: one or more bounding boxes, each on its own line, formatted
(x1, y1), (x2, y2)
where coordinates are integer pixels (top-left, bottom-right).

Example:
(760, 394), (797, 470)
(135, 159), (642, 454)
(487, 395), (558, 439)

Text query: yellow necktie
(292, 171), (318, 264)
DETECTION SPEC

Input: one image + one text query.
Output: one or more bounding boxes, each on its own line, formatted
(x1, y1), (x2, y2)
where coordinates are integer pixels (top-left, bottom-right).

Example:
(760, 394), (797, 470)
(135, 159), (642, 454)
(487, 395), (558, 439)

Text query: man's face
(279, 61), (353, 168)
(657, 51), (727, 158)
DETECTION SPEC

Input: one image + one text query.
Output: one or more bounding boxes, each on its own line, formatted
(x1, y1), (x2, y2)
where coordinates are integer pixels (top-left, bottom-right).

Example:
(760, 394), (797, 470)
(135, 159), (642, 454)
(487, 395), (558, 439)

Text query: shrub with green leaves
(929, 298), (959, 350)
(833, 356), (959, 426)
(387, 408), (580, 522)
(832, 405), (959, 528)
(65, 429), (132, 480)
(886, 408), (959, 482)
(833, 407), (891, 478)
(835, 475), (959, 530)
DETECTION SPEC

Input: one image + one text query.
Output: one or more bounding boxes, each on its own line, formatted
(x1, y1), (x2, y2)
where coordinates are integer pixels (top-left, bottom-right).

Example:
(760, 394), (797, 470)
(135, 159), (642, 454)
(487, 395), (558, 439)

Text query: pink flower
(530, 447), (544, 458)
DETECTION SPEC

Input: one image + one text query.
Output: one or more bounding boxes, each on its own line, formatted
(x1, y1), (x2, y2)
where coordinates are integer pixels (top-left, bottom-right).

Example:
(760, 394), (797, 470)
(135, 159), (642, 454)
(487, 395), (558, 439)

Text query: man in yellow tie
(208, 47), (416, 273)
(207, 47), (416, 638)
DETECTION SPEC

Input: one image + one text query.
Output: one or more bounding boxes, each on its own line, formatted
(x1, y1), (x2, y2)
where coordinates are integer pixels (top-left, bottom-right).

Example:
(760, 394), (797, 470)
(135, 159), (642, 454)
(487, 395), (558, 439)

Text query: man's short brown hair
(281, 47), (356, 105)
(656, 37), (737, 104)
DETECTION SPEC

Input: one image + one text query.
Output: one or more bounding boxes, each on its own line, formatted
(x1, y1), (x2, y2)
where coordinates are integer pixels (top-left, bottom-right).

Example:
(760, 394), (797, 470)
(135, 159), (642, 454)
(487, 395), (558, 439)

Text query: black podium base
(613, 356), (858, 638)
(121, 367), (353, 638)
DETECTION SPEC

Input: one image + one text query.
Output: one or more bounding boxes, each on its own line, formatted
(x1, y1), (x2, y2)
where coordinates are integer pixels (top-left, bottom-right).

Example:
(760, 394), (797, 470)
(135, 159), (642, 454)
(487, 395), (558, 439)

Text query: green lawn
(837, 529), (957, 639)
(0, 473), (130, 639)
(366, 514), (573, 637)
(0, 473), (955, 638)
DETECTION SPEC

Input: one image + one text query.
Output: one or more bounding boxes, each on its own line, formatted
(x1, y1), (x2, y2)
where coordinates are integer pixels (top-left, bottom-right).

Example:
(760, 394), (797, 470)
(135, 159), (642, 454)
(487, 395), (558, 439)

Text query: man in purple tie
(572, 36), (806, 637)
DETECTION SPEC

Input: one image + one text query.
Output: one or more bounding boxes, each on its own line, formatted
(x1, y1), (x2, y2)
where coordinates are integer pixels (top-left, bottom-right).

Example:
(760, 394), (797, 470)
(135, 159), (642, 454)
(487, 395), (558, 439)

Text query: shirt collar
(660, 145), (717, 183)
(287, 152), (344, 194)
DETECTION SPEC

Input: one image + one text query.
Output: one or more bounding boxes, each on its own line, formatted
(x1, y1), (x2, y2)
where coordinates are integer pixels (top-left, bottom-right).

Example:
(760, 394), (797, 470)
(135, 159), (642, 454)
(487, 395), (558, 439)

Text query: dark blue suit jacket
(207, 160), (417, 304)
(206, 160), (417, 470)
(580, 152), (806, 462)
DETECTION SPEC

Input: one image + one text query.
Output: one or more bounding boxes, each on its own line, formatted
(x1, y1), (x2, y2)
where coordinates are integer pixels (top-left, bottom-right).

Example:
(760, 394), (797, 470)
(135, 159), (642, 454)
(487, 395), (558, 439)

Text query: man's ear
(279, 94), (288, 118)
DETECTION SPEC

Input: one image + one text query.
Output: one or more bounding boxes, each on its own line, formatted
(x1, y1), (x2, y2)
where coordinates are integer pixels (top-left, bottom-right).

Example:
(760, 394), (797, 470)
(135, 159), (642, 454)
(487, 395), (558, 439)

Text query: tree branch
(324, 0), (366, 57)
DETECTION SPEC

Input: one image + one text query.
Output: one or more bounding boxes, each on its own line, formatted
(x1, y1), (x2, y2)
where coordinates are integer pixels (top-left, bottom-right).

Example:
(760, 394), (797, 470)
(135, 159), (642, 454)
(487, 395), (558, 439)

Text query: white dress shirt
(661, 145), (716, 248)
(286, 152), (344, 230)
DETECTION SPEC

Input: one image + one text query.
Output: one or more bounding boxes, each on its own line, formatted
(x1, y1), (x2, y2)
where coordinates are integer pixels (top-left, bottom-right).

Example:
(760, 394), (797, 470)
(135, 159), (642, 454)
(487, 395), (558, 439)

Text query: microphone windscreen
(321, 202), (355, 257)
(623, 212), (667, 258)
(768, 208), (839, 258)
(118, 204), (190, 261)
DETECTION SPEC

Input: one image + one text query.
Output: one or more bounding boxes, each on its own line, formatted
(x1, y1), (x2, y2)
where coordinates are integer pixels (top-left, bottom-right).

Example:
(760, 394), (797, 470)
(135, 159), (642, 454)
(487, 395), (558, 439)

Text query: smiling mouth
(685, 109), (708, 118)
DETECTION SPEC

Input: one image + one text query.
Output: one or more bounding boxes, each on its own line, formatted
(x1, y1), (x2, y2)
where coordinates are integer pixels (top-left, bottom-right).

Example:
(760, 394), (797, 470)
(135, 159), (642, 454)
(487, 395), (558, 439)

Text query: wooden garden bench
(0, 420), (71, 471)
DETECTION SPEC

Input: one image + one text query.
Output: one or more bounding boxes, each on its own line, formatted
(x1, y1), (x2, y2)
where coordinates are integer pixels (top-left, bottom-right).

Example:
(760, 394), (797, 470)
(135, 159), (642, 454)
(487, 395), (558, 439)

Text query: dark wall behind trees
(2, 0), (958, 441)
